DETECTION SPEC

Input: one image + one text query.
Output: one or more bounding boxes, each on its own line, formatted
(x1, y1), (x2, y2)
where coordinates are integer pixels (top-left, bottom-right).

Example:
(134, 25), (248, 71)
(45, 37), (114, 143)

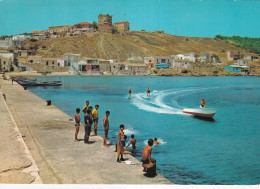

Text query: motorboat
(183, 108), (217, 118)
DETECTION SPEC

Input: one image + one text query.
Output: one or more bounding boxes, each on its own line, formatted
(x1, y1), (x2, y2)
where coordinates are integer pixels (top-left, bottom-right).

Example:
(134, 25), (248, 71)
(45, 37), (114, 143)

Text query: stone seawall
(0, 78), (173, 184)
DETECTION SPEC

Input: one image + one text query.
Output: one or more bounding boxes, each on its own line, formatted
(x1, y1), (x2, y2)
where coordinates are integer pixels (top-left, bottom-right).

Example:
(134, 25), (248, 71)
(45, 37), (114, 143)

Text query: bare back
(142, 145), (152, 160)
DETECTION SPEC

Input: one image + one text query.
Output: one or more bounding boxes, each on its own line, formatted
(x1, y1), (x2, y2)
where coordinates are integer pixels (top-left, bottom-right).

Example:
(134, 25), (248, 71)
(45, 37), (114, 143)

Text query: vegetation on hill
(215, 35), (260, 55)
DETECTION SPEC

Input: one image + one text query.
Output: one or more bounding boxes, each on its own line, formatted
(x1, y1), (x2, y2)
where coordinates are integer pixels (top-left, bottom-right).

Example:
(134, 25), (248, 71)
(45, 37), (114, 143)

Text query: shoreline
(4, 71), (260, 77)
(0, 78), (173, 184)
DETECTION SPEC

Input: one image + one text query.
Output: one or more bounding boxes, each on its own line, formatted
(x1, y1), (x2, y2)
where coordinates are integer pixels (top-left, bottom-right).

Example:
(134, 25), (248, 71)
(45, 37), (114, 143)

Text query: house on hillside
(199, 52), (210, 63)
(237, 59), (250, 67)
(114, 21), (130, 32)
(77, 58), (100, 74)
(144, 56), (172, 69)
(27, 56), (42, 64)
(111, 62), (148, 74)
(12, 34), (30, 41)
(98, 59), (111, 73)
(0, 52), (14, 72)
(172, 60), (193, 69)
(210, 54), (220, 63)
(42, 58), (58, 67)
(73, 22), (95, 33)
(243, 53), (259, 61)
(48, 25), (73, 34)
(172, 52), (196, 62)
(64, 53), (81, 67)
(77, 57), (110, 74)
(64, 53), (81, 72)
(224, 65), (249, 73)
(227, 50), (242, 60)
(57, 59), (64, 67)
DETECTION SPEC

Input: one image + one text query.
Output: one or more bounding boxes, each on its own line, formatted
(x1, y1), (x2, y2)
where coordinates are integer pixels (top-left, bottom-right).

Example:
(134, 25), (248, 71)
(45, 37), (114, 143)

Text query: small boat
(183, 108), (217, 118)
(17, 79), (62, 86)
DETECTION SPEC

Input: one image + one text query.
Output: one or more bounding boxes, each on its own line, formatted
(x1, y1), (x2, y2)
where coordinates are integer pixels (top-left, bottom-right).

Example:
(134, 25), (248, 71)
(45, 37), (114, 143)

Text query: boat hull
(183, 108), (217, 118)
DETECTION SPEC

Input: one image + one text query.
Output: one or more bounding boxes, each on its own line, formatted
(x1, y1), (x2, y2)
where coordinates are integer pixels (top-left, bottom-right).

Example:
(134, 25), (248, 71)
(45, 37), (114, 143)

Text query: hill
(23, 31), (249, 62)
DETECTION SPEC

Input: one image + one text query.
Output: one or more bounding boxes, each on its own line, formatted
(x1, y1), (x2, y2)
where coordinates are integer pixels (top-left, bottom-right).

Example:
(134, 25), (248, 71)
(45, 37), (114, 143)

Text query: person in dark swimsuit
(74, 108), (81, 142)
(117, 124), (126, 162)
(126, 134), (136, 149)
(129, 88), (132, 98)
(147, 87), (151, 97)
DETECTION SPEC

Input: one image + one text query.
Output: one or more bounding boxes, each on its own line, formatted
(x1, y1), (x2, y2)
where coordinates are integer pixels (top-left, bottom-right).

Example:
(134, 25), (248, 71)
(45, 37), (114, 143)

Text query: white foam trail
(114, 125), (139, 136)
(157, 138), (167, 144)
(143, 139), (167, 145)
(130, 87), (220, 115)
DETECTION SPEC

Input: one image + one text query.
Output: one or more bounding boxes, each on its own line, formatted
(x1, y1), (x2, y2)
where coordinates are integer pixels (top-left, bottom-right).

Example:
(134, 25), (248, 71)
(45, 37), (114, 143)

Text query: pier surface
(0, 78), (173, 184)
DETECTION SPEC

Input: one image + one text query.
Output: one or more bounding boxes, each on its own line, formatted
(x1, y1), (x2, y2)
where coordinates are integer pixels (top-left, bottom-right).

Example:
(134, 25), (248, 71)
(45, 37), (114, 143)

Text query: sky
(0, 0), (260, 37)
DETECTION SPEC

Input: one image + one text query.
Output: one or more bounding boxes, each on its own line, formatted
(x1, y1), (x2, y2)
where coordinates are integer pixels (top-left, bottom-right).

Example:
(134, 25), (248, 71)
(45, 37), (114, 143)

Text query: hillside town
(0, 14), (260, 76)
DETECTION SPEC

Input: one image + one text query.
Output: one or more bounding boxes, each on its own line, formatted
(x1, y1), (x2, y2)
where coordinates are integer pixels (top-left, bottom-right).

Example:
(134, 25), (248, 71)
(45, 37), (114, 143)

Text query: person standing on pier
(147, 87), (151, 97)
(92, 105), (99, 135)
(82, 100), (89, 114)
(103, 111), (110, 147)
(117, 124), (126, 162)
(74, 108), (81, 142)
(84, 109), (93, 144)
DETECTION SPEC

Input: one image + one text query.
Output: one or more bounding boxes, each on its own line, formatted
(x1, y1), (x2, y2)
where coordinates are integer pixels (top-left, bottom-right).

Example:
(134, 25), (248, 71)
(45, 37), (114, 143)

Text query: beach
(0, 77), (172, 184)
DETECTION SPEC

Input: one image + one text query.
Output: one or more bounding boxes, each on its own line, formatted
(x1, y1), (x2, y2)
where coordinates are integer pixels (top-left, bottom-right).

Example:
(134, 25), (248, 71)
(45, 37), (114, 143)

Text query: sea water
(27, 76), (260, 184)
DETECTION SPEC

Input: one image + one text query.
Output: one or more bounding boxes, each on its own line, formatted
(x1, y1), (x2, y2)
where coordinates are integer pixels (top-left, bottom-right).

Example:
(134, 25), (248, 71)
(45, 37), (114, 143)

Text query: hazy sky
(0, 0), (260, 37)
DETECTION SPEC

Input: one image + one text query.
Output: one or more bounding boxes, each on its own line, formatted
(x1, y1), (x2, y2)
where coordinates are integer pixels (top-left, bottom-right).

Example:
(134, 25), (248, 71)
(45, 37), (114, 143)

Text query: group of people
(74, 99), (161, 173)
(74, 100), (110, 147)
(128, 87), (151, 98)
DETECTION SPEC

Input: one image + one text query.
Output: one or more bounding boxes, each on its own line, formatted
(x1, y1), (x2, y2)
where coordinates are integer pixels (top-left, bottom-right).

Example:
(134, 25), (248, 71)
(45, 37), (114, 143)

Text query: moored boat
(17, 79), (62, 86)
(183, 108), (217, 118)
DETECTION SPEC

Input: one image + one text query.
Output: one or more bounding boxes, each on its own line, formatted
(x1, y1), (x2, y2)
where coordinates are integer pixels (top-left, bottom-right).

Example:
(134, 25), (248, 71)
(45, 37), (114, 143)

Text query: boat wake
(130, 87), (220, 115)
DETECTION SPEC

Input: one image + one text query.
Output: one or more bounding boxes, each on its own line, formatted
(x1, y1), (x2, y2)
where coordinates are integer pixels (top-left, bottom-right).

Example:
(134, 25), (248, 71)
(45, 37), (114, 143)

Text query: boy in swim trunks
(117, 124), (126, 162)
(92, 105), (99, 135)
(103, 111), (110, 147)
(74, 108), (81, 142)
(82, 100), (89, 114)
(141, 139), (154, 168)
(126, 134), (136, 149)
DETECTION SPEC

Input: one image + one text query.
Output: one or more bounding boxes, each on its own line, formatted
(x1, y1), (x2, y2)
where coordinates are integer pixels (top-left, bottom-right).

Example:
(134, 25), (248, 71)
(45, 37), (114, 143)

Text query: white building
(12, 35), (29, 41)
(172, 52), (195, 62)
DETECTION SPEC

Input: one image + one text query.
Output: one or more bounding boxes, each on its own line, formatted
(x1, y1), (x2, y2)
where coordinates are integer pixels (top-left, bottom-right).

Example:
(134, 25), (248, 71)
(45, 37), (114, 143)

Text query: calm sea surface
(27, 76), (260, 184)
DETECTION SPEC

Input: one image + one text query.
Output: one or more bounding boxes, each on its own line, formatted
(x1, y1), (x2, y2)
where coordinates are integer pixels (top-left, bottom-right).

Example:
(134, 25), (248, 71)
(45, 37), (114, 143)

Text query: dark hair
(89, 106), (93, 110)
(120, 124), (124, 129)
(154, 137), (157, 141)
(148, 139), (153, 146)
(86, 100), (89, 103)
(87, 109), (91, 114)
(106, 111), (110, 114)
(76, 108), (80, 113)
(95, 105), (99, 108)
(131, 134), (134, 138)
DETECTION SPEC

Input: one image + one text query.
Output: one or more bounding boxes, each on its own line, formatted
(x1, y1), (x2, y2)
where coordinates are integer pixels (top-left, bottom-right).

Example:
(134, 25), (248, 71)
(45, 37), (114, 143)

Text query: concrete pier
(0, 78), (173, 184)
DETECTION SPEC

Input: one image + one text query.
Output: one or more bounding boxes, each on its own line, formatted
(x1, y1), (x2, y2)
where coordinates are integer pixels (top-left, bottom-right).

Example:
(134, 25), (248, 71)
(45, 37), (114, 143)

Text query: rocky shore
(0, 78), (172, 184)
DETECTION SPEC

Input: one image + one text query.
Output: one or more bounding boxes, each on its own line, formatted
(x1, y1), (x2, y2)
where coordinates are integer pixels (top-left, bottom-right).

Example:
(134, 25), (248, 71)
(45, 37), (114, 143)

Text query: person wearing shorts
(103, 111), (110, 147)
(92, 105), (99, 135)
(74, 108), (81, 142)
